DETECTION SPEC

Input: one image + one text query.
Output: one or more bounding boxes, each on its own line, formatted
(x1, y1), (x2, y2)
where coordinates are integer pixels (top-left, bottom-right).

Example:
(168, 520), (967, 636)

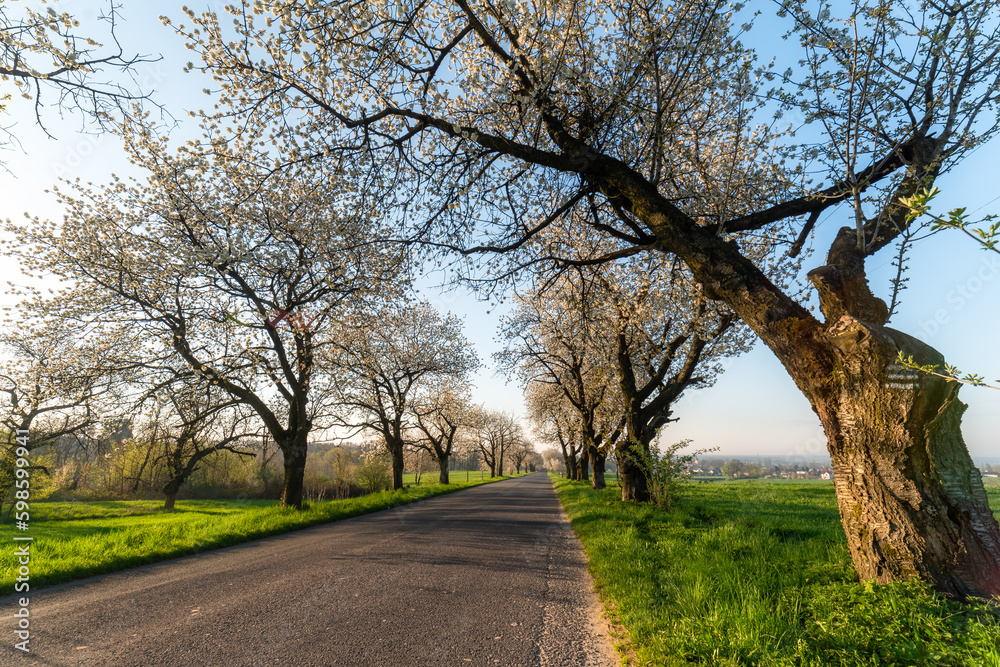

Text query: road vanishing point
(2, 473), (616, 666)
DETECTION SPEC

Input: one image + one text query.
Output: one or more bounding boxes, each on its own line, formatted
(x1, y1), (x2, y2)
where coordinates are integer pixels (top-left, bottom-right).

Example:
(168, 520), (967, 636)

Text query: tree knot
(808, 264), (889, 326)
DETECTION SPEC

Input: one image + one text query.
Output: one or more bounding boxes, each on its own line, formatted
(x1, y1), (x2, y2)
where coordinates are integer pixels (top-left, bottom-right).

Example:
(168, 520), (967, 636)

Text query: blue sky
(1, 1), (997, 459)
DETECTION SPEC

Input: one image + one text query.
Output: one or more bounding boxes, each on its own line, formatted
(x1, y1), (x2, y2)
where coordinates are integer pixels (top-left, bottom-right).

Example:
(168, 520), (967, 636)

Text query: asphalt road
(2, 473), (616, 666)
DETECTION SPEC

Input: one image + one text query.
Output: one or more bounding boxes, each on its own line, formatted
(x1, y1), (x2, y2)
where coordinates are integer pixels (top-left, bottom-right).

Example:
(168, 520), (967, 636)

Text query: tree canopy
(8, 121), (410, 507)
(330, 298), (480, 489)
(0, 1), (156, 157)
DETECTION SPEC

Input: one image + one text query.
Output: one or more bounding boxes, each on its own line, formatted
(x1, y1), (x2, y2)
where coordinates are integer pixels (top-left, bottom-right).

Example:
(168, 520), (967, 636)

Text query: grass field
(1, 475), (518, 592)
(401, 469), (503, 485)
(553, 475), (1000, 667)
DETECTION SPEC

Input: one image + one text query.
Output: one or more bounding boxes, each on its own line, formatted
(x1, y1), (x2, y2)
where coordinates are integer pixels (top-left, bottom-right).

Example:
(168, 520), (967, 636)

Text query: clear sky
(1, 1), (997, 459)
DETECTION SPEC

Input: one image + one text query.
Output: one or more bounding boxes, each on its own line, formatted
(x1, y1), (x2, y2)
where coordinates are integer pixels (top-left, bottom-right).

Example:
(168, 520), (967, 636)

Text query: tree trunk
(438, 457), (450, 485)
(579, 446), (590, 482)
(760, 229), (996, 597)
(617, 440), (650, 502)
(563, 455), (576, 480)
(590, 446), (607, 490)
(162, 475), (184, 511)
(803, 313), (1000, 597)
(391, 444), (405, 490)
(280, 437), (308, 508)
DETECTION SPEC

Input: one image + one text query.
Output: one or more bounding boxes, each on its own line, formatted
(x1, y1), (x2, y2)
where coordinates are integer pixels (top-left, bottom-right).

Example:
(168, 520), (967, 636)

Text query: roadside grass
(22, 499), (275, 523)
(2, 476), (517, 592)
(552, 475), (1000, 667)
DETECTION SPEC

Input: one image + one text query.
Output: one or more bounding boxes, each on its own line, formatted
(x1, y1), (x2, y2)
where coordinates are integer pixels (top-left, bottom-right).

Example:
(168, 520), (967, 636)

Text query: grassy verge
(2, 475), (516, 592)
(552, 474), (1000, 667)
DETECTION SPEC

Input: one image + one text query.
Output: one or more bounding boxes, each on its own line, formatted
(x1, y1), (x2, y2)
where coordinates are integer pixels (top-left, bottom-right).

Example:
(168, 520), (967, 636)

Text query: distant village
(690, 458), (835, 480)
(691, 457), (1000, 481)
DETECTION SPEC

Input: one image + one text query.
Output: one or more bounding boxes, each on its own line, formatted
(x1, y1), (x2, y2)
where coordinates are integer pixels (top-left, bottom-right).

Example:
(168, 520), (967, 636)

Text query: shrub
(631, 437), (716, 510)
(357, 453), (391, 493)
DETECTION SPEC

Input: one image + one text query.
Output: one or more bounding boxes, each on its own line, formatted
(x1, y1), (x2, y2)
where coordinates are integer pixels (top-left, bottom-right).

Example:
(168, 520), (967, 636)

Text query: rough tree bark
(801, 229), (1000, 597)
(617, 442), (650, 502)
(387, 439), (405, 490)
(280, 435), (308, 508)
(589, 444), (607, 491)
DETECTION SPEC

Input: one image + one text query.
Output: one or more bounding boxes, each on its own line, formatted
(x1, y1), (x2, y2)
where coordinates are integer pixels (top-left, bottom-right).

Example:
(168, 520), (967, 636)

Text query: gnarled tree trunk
(617, 440), (650, 502)
(803, 254), (1000, 596)
(765, 227), (1000, 598)
(438, 458), (450, 485)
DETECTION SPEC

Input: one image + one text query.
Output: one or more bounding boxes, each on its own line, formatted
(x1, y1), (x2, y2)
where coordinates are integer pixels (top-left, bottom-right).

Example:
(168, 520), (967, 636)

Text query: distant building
(821, 471), (834, 480)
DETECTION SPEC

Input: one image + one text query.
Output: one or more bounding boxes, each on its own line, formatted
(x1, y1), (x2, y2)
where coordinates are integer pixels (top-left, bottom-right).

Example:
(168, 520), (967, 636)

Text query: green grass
(552, 475), (1000, 667)
(401, 469), (511, 485)
(2, 476), (516, 592)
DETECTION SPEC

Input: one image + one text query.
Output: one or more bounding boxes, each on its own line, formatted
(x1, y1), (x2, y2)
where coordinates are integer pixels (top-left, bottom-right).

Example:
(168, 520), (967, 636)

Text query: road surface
(2, 473), (616, 666)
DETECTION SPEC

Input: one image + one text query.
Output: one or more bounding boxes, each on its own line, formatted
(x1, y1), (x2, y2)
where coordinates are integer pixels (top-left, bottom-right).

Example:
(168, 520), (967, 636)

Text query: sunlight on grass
(552, 475), (1000, 667)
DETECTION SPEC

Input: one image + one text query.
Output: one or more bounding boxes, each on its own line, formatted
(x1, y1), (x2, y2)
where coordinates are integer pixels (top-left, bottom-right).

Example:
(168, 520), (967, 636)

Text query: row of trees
(0, 417), (535, 514)
(4, 0), (1000, 598)
(0, 260), (495, 510)
(1, 4), (535, 509)
(2, 20), (537, 509)
(501, 255), (756, 498)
